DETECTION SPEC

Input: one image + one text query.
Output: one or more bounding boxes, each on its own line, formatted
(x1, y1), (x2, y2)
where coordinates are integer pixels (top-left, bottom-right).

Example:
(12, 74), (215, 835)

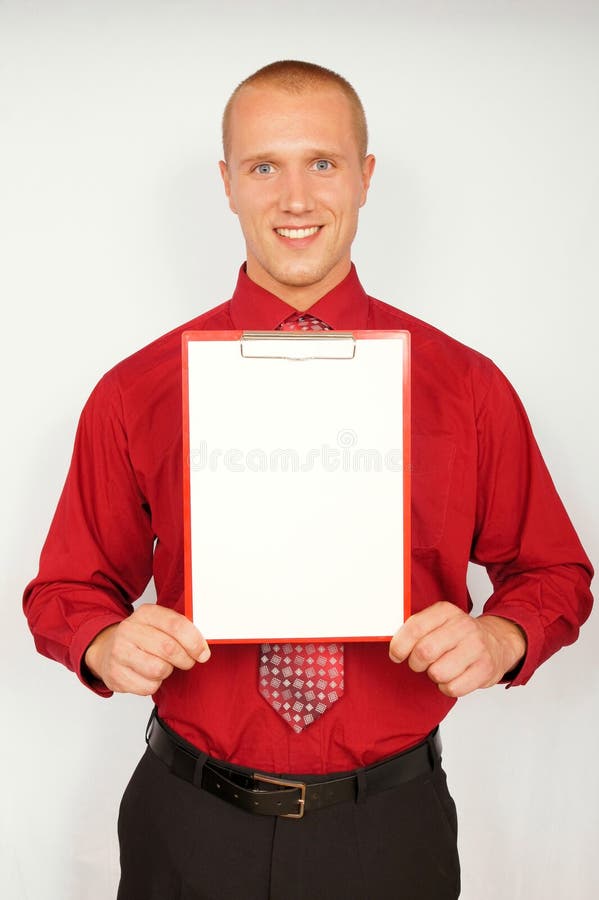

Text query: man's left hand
(389, 601), (527, 697)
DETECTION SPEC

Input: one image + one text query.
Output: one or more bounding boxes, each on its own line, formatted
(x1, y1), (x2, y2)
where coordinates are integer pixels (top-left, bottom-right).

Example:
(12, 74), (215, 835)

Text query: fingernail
(389, 650), (402, 663)
(198, 647), (211, 663)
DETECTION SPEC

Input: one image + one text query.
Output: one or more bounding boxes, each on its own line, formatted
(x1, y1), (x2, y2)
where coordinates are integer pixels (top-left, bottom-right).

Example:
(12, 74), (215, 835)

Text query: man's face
(220, 84), (375, 302)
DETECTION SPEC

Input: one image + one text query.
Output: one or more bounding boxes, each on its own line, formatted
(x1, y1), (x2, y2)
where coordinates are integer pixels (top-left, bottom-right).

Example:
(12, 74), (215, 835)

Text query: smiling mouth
(275, 226), (322, 239)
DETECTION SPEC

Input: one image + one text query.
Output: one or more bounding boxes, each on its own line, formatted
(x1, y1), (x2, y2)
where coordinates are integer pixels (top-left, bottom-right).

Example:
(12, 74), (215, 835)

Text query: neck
(246, 258), (351, 312)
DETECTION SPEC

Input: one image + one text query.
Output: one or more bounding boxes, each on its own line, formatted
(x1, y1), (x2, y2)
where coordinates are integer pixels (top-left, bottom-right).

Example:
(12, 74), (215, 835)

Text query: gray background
(1, 1), (597, 897)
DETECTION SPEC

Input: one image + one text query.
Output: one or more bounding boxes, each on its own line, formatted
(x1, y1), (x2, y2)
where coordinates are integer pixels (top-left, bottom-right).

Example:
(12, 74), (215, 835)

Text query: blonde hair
(222, 60), (368, 161)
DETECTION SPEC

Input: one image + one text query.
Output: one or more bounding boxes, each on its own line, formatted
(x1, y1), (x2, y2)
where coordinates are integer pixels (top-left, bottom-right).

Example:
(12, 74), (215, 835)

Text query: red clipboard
(182, 329), (411, 643)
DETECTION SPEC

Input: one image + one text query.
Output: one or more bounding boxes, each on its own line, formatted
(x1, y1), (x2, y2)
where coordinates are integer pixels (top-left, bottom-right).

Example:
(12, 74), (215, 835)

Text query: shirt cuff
(68, 613), (127, 697)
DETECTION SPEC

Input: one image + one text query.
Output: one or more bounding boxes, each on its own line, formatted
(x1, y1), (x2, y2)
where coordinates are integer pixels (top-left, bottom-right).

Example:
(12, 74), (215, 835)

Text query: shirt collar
(229, 262), (370, 330)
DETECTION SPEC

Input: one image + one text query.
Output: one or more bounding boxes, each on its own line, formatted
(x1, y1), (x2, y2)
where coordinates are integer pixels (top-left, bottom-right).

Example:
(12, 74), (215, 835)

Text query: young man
(24, 61), (593, 899)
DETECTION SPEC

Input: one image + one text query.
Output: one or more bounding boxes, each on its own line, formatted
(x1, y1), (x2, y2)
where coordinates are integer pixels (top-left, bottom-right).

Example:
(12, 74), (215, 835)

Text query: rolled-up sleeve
(472, 364), (593, 686)
(23, 369), (155, 695)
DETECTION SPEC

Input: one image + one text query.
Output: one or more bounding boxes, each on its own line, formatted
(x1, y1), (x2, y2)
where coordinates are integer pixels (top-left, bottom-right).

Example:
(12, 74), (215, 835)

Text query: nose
(278, 168), (315, 216)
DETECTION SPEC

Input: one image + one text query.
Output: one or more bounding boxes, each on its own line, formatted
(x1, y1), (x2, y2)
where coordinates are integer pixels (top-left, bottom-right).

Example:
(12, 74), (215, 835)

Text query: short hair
(222, 60), (368, 161)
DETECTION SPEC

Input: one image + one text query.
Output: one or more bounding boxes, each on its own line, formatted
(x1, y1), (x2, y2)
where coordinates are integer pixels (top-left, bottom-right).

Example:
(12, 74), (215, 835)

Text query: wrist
(480, 614), (527, 676)
(84, 623), (118, 682)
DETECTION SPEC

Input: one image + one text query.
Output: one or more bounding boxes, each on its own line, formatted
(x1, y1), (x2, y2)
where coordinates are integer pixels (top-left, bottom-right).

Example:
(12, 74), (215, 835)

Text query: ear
(219, 160), (238, 214)
(359, 154), (376, 208)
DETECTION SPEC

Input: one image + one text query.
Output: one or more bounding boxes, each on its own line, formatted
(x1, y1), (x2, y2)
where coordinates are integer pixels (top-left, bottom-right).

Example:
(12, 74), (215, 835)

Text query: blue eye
(255, 163), (273, 175)
(314, 159), (332, 171)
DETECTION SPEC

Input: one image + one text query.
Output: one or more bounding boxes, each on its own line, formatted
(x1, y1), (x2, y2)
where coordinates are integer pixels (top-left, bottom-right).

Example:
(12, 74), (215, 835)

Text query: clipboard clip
(240, 331), (356, 360)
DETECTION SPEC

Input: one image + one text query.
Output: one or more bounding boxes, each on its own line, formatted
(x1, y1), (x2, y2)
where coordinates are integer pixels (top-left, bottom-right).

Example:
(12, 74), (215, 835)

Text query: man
(24, 61), (593, 899)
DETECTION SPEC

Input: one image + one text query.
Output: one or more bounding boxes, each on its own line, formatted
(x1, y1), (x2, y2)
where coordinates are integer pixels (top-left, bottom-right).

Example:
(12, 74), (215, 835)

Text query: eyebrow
(238, 148), (348, 167)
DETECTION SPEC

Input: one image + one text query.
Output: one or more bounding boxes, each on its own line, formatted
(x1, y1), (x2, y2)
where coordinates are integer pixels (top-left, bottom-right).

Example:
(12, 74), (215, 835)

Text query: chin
(270, 262), (335, 289)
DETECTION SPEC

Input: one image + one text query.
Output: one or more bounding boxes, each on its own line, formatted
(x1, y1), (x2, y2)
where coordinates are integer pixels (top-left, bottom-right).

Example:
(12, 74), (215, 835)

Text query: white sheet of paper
(184, 332), (409, 642)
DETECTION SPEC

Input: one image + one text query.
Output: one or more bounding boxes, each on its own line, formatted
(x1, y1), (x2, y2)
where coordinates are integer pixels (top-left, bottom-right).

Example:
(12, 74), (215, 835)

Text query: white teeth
(276, 226), (321, 239)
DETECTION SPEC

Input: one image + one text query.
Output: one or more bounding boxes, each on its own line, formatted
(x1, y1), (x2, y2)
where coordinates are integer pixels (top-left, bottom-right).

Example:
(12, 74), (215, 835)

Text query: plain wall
(1, 2), (597, 898)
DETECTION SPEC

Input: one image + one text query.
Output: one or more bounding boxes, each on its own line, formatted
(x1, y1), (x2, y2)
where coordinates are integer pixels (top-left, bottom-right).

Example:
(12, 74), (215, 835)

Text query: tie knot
(276, 312), (333, 332)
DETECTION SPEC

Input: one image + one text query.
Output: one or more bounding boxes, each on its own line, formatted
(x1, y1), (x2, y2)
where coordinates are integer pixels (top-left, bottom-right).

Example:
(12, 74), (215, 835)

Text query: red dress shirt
(23, 264), (593, 774)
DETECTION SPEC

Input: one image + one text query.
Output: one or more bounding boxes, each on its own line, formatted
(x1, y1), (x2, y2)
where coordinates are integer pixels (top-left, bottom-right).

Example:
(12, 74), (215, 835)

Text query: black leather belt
(146, 711), (442, 820)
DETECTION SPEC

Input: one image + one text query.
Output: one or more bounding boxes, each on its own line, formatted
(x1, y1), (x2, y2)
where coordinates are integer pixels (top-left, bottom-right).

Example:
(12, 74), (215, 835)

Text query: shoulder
(369, 294), (498, 395)
(86, 299), (232, 416)
(113, 301), (231, 382)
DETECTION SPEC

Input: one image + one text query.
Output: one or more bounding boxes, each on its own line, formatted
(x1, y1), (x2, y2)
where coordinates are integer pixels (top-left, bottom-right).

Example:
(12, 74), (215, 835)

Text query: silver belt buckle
(253, 773), (307, 819)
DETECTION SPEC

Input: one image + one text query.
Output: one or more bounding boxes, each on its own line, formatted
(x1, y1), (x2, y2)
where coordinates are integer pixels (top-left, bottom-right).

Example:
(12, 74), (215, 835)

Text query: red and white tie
(258, 311), (345, 733)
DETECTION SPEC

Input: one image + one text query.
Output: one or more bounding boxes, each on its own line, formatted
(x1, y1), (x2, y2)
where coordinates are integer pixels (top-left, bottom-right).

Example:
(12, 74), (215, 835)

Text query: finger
(106, 632), (175, 681)
(104, 662), (163, 696)
(437, 657), (497, 698)
(121, 643), (175, 682)
(407, 616), (482, 675)
(134, 604), (210, 662)
(389, 602), (461, 663)
(423, 637), (489, 685)
(132, 626), (199, 672)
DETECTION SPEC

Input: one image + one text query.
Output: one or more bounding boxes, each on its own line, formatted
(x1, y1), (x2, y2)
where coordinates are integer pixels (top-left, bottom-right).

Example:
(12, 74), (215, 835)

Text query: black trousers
(117, 744), (460, 900)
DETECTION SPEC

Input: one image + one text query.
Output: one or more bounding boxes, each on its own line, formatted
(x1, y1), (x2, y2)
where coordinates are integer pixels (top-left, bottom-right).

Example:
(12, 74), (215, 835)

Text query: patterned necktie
(258, 310), (345, 733)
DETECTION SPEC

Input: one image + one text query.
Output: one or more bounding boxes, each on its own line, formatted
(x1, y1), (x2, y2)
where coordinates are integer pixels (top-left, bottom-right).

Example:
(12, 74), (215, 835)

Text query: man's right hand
(84, 604), (210, 695)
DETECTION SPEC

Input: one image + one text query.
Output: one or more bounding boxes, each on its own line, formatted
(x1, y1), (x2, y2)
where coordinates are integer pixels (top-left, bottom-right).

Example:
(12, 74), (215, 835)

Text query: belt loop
(426, 727), (442, 770)
(145, 706), (157, 744)
(172, 745), (197, 782)
(355, 768), (368, 804)
(192, 751), (209, 789)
